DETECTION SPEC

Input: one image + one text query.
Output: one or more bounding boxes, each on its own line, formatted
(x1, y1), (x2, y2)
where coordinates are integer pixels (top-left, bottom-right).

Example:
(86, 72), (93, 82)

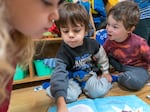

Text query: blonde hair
(0, 1), (34, 104)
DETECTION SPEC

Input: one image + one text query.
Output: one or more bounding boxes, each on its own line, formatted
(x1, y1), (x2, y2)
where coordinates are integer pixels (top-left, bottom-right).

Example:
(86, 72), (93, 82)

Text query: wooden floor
(8, 81), (150, 112)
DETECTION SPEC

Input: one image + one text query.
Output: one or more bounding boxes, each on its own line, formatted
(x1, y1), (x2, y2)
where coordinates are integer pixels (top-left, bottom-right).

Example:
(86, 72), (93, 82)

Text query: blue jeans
(109, 55), (150, 91)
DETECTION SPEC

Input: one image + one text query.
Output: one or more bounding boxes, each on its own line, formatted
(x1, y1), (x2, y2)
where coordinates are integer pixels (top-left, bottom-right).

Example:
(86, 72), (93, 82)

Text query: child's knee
(119, 78), (144, 91)
(118, 68), (149, 91)
(66, 92), (79, 103)
(66, 86), (81, 103)
(84, 77), (112, 98)
(66, 79), (82, 103)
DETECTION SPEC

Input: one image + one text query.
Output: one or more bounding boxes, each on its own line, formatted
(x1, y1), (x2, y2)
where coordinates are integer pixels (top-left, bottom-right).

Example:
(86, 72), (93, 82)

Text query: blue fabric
(42, 82), (50, 89)
(93, 16), (106, 24)
(134, 0), (150, 8)
(77, 1), (90, 14)
(43, 58), (56, 68)
(72, 70), (88, 89)
(92, 0), (106, 24)
(134, 0), (150, 19)
(111, 75), (118, 83)
(93, 0), (106, 17)
(96, 29), (107, 45)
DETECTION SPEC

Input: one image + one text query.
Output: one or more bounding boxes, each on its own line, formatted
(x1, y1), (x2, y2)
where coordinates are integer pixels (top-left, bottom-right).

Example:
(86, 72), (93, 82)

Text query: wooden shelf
(13, 38), (62, 85)
(33, 37), (62, 42)
(13, 75), (50, 85)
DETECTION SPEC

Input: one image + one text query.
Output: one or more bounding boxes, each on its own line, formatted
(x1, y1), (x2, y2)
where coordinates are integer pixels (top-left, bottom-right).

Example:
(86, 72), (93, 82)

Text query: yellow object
(106, 0), (118, 13)
(108, 0), (118, 6)
(89, 0), (98, 14)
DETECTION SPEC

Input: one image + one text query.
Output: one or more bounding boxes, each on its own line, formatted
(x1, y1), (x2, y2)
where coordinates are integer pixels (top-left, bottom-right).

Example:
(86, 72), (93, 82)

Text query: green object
(43, 31), (52, 36)
(65, 0), (73, 2)
(14, 65), (28, 80)
(97, 64), (101, 69)
(34, 60), (53, 77)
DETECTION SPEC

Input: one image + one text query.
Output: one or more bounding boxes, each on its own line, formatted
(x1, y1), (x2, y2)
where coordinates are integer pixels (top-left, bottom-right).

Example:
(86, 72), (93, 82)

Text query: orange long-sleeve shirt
(103, 33), (150, 69)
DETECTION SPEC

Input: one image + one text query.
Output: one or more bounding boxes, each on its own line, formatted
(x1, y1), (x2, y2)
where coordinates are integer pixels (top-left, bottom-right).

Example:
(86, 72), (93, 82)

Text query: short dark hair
(56, 2), (90, 32)
(59, 0), (65, 5)
(107, 1), (140, 30)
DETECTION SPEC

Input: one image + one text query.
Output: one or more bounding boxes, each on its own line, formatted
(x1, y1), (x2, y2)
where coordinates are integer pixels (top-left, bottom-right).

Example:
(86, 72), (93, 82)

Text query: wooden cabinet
(13, 38), (62, 85)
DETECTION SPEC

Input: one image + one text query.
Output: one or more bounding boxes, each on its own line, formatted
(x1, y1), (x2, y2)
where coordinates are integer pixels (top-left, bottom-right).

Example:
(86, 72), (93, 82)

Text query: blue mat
(48, 95), (150, 112)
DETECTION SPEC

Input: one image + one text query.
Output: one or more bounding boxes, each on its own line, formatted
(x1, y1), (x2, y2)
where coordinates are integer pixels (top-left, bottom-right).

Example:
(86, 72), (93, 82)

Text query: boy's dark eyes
(113, 26), (118, 28)
(107, 23), (111, 26)
(112, 25), (119, 29)
(74, 29), (81, 33)
(62, 29), (81, 33)
(107, 23), (118, 29)
(62, 30), (69, 33)
(41, 0), (53, 6)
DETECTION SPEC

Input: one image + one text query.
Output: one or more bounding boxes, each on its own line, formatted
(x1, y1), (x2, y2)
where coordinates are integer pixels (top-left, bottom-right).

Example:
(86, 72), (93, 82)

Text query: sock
(111, 75), (118, 83)
(42, 82), (50, 89)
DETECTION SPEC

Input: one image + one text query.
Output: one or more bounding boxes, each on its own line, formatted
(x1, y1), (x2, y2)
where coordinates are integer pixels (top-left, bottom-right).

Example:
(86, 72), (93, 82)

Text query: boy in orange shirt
(104, 1), (150, 91)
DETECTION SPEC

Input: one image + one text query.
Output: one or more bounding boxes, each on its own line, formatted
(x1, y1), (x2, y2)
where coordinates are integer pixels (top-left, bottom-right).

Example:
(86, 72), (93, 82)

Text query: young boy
(48, 2), (112, 112)
(103, 1), (150, 91)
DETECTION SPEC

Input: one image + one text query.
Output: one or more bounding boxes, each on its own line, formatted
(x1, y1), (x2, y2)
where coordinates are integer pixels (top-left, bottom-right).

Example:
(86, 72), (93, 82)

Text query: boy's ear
(128, 26), (135, 33)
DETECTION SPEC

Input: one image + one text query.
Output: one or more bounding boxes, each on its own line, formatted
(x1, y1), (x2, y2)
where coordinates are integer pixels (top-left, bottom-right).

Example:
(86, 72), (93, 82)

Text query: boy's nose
(68, 31), (74, 38)
(106, 26), (112, 33)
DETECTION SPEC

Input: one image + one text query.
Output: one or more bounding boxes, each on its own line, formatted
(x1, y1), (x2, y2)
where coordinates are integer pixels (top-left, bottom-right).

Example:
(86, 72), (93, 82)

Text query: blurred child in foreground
(0, 0), (65, 111)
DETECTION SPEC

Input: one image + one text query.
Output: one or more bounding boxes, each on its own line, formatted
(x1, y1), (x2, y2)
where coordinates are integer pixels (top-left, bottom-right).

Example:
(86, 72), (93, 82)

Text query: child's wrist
(102, 70), (109, 74)
(57, 96), (66, 107)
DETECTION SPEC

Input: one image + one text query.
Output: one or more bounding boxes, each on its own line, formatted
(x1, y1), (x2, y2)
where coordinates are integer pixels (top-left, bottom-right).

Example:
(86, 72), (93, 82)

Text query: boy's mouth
(108, 34), (112, 37)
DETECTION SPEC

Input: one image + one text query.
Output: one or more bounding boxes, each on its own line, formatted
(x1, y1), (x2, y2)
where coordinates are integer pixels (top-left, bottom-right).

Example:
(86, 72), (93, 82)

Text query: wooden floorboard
(8, 81), (150, 112)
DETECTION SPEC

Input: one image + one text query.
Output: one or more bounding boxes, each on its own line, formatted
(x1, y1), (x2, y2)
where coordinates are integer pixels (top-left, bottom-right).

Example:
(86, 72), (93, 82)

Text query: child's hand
(57, 107), (68, 112)
(102, 73), (112, 82)
(57, 97), (69, 112)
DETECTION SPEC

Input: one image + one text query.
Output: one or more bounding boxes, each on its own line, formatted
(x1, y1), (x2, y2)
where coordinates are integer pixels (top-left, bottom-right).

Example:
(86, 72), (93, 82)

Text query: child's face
(60, 24), (86, 48)
(106, 15), (131, 42)
(6, 0), (61, 38)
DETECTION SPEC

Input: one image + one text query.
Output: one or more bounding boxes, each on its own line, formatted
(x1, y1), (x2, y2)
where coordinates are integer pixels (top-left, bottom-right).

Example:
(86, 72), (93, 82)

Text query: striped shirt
(134, 0), (150, 19)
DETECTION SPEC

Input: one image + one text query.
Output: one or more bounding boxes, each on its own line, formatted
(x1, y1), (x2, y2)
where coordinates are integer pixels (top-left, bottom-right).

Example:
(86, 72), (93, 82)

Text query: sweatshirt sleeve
(50, 58), (69, 100)
(94, 45), (109, 74)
